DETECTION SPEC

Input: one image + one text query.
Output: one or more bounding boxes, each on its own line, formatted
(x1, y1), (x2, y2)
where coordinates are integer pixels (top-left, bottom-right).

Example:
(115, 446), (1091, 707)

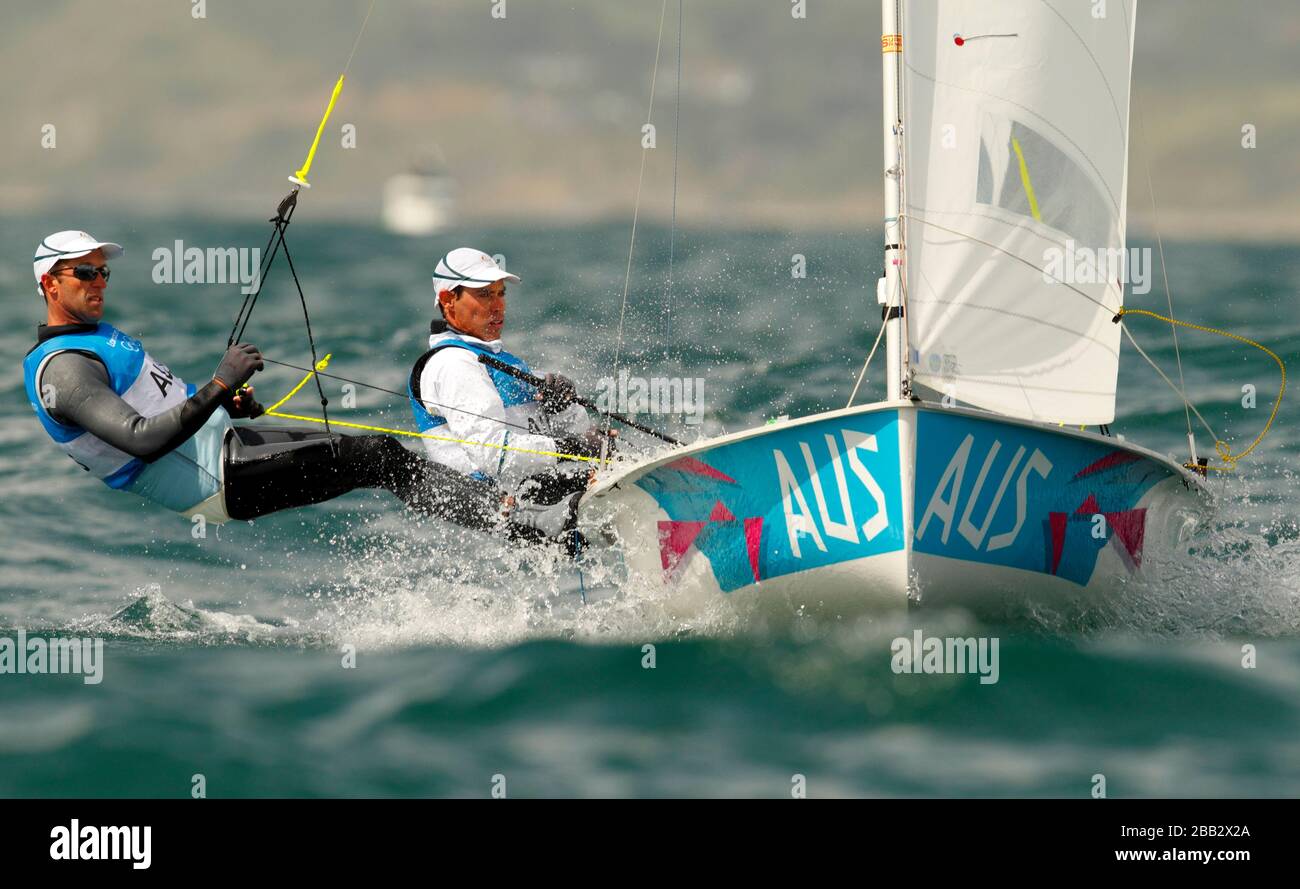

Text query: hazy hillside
(2, 0), (1297, 238)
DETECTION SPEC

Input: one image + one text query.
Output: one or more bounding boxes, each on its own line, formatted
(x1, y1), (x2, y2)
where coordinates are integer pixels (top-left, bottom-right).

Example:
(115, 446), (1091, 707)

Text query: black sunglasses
(54, 263), (111, 282)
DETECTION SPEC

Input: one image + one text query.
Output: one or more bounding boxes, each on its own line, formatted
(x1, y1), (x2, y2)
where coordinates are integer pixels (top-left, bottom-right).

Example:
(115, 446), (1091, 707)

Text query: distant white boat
(578, 0), (1212, 616)
(382, 160), (455, 237)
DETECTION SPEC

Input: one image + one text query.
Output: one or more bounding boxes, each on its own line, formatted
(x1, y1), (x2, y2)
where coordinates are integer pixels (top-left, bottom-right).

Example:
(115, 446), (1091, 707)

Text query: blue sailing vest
(22, 322), (230, 512)
(408, 337), (537, 432)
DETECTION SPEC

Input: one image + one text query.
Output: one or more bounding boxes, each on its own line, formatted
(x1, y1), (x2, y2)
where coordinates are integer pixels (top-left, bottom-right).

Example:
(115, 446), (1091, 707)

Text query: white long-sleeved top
(415, 329), (591, 488)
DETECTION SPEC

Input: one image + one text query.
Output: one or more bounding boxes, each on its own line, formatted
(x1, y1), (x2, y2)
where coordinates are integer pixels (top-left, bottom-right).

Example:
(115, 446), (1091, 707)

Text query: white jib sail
(900, 0), (1137, 425)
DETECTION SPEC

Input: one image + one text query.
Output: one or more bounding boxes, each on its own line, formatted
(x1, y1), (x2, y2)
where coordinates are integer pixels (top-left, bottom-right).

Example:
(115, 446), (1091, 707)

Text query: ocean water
(0, 215), (1297, 797)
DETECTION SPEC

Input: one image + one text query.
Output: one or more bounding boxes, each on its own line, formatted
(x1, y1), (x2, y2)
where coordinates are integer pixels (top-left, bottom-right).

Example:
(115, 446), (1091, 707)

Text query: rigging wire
(1135, 104), (1194, 445)
(845, 309), (888, 408)
(663, 0), (683, 349)
(276, 221), (335, 444)
(229, 190), (337, 448)
(342, 0), (378, 76)
(262, 356), (542, 438)
(261, 356), (607, 465)
(607, 0), (671, 437)
(1117, 308), (1285, 472)
(229, 192), (296, 348)
(265, 350), (677, 449)
(1117, 321), (1221, 445)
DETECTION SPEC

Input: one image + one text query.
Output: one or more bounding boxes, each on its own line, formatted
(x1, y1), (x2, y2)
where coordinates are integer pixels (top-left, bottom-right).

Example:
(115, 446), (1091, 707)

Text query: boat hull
(578, 401), (1210, 616)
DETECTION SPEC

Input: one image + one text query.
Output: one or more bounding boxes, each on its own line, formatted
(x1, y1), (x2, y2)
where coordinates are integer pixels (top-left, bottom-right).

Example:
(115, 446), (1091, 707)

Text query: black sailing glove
(213, 343), (264, 392)
(538, 372), (578, 414)
(556, 427), (618, 461)
(223, 385), (266, 419)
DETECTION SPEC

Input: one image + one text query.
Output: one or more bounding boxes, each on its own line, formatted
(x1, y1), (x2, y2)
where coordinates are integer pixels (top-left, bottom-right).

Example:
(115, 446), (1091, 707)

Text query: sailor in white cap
(409, 248), (614, 517)
(22, 232), (579, 542)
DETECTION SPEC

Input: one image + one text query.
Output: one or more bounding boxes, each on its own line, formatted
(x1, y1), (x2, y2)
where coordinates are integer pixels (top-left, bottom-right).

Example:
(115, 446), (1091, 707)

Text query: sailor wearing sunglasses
(21, 230), (578, 543)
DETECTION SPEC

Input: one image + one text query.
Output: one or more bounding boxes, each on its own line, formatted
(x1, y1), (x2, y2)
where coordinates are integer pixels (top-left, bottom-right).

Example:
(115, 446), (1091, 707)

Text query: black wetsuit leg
(223, 426), (502, 528)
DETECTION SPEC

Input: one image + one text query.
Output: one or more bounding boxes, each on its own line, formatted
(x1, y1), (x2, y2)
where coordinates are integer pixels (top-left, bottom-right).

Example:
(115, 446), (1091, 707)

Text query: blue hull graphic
(915, 410), (1176, 586)
(633, 410), (905, 592)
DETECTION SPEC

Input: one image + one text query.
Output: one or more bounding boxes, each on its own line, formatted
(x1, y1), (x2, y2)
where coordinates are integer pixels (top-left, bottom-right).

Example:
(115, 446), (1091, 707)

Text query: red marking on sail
(744, 517), (763, 582)
(1073, 494), (1101, 516)
(663, 456), (736, 483)
(710, 501), (736, 522)
(658, 520), (707, 574)
(1049, 512), (1068, 574)
(1073, 450), (1141, 479)
(953, 32), (1018, 46)
(1105, 508), (1147, 567)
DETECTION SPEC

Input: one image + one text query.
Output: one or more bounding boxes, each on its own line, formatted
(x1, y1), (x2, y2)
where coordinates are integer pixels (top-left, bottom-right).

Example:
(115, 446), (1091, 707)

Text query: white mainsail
(899, 0), (1137, 424)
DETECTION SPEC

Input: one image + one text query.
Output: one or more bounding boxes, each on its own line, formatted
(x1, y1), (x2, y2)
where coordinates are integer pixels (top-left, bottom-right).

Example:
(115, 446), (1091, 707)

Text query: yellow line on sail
(1011, 136), (1043, 222)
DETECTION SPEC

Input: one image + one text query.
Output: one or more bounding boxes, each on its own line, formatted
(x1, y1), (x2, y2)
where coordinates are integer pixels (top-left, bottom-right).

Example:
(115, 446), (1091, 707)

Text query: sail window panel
(975, 117), (1115, 252)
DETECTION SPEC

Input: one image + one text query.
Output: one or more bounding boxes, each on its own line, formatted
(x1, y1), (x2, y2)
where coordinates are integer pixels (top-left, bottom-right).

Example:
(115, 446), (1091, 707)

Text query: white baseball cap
(33, 230), (123, 296)
(432, 247), (520, 297)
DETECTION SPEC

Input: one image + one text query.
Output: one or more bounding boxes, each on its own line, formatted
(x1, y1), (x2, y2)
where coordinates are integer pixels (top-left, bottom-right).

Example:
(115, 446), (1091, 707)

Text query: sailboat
(382, 151), (456, 237)
(576, 0), (1212, 613)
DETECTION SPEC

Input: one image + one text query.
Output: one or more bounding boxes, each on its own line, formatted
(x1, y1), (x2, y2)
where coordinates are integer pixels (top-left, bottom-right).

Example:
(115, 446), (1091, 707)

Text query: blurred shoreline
(3, 1), (1297, 244)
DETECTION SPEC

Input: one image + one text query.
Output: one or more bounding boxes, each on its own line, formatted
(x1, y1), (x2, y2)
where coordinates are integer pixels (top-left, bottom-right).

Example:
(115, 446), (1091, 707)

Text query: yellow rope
(264, 353), (332, 412)
(262, 353), (605, 465)
(1117, 308), (1285, 472)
